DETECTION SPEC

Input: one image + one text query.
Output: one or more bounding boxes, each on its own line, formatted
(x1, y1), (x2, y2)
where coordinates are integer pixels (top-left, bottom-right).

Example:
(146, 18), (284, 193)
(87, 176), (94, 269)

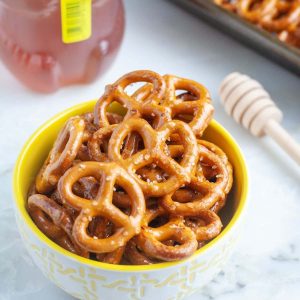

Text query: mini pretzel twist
(88, 125), (118, 162)
(184, 210), (223, 242)
(214, 0), (238, 11)
(214, 0), (300, 50)
(28, 194), (88, 257)
(94, 70), (169, 129)
(135, 207), (198, 261)
(237, 0), (277, 23)
(36, 116), (85, 193)
(162, 75), (214, 137)
(260, 0), (300, 32)
(124, 238), (158, 265)
(133, 74), (214, 137)
(160, 141), (232, 215)
(88, 217), (125, 264)
(279, 24), (300, 47)
(108, 118), (198, 197)
(58, 161), (145, 253)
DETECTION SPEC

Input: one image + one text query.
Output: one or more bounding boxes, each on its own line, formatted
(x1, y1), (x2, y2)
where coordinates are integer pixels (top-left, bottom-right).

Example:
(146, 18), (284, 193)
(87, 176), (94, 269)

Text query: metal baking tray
(171, 0), (300, 76)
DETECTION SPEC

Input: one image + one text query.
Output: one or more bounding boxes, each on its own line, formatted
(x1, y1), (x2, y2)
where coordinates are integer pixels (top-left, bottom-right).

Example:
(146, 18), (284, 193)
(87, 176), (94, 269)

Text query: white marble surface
(0, 0), (300, 299)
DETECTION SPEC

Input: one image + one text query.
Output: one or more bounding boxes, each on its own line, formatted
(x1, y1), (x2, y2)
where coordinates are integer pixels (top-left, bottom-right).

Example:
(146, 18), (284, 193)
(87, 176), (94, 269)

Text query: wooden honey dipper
(219, 72), (300, 165)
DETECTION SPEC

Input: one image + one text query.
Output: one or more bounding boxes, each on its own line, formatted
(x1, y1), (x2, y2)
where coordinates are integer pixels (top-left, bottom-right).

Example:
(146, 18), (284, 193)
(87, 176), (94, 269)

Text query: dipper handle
(219, 72), (300, 165)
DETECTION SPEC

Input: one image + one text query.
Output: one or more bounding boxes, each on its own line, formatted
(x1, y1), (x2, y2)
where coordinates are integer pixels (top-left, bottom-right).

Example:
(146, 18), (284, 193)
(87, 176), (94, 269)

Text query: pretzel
(94, 70), (169, 128)
(237, 0), (277, 23)
(85, 217), (125, 264)
(28, 194), (88, 257)
(160, 141), (232, 215)
(108, 118), (198, 197)
(215, 0), (300, 49)
(260, 0), (300, 32)
(124, 238), (157, 265)
(198, 140), (233, 212)
(214, 0), (238, 11)
(133, 74), (214, 137)
(58, 161), (145, 253)
(184, 210), (222, 242)
(135, 207), (198, 261)
(36, 117), (85, 193)
(279, 25), (300, 47)
(88, 125), (118, 162)
(88, 124), (143, 162)
(162, 75), (214, 137)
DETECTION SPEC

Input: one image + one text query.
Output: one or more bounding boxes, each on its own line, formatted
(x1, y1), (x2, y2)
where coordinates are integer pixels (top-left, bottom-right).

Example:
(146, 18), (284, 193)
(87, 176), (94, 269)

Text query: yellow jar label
(61, 0), (92, 44)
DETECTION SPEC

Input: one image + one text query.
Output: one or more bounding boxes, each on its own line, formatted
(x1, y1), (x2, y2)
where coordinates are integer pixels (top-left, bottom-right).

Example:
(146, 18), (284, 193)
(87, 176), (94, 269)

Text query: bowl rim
(13, 100), (248, 272)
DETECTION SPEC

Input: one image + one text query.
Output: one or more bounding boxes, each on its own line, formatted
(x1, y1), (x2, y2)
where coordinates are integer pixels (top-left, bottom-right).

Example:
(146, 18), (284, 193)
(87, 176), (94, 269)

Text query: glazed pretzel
(94, 70), (171, 160)
(198, 140), (233, 213)
(76, 113), (98, 161)
(88, 125), (118, 162)
(94, 70), (169, 129)
(162, 74), (214, 137)
(133, 74), (214, 137)
(279, 24), (300, 47)
(36, 116), (85, 193)
(125, 238), (157, 265)
(237, 0), (277, 23)
(87, 217), (125, 264)
(135, 207), (198, 261)
(108, 118), (198, 197)
(28, 194), (88, 257)
(160, 141), (232, 215)
(88, 124), (142, 162)
(58, 161), (145, 253)
(260, 0), (300, 31)
(184, 210), (222, 242)
(214, 0), (238, 11)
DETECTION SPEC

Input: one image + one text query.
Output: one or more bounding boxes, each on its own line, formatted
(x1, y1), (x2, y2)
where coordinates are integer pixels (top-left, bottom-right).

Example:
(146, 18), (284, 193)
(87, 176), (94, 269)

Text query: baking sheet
(171, 0), (300, 76)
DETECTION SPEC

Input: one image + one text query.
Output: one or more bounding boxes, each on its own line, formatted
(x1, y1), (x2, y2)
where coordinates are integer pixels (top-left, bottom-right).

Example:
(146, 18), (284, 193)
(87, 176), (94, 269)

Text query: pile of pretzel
(214, 0), (300, 49)
(27, 70), (233, 265)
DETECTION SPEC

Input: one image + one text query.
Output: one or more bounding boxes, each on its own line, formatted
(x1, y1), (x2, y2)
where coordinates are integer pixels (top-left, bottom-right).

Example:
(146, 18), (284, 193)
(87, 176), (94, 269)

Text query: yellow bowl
(13, 100), (248, 300)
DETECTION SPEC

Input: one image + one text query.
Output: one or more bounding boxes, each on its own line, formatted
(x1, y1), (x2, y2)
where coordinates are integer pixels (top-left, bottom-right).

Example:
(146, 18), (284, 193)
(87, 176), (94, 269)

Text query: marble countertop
(1, 0), (300, 299)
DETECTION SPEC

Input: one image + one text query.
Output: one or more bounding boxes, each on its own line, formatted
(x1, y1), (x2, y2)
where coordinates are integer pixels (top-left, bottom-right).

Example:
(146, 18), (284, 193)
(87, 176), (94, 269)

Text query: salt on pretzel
(136, 207), (198, 261)
(28, 194), (88, 257)
(58, 161), (145, 253)
(160, 141), (232, 215)
(108, 118), (198, 197)
(36, 117), (85, 193)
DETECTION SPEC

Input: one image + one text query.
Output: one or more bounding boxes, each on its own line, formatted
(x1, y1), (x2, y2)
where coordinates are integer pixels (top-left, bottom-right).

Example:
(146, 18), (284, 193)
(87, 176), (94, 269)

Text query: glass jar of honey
(0, 0), (124, 93)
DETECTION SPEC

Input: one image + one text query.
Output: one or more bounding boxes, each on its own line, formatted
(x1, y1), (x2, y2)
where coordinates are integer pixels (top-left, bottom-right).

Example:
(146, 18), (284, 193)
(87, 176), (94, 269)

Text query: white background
(0, 0), (300, 299)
